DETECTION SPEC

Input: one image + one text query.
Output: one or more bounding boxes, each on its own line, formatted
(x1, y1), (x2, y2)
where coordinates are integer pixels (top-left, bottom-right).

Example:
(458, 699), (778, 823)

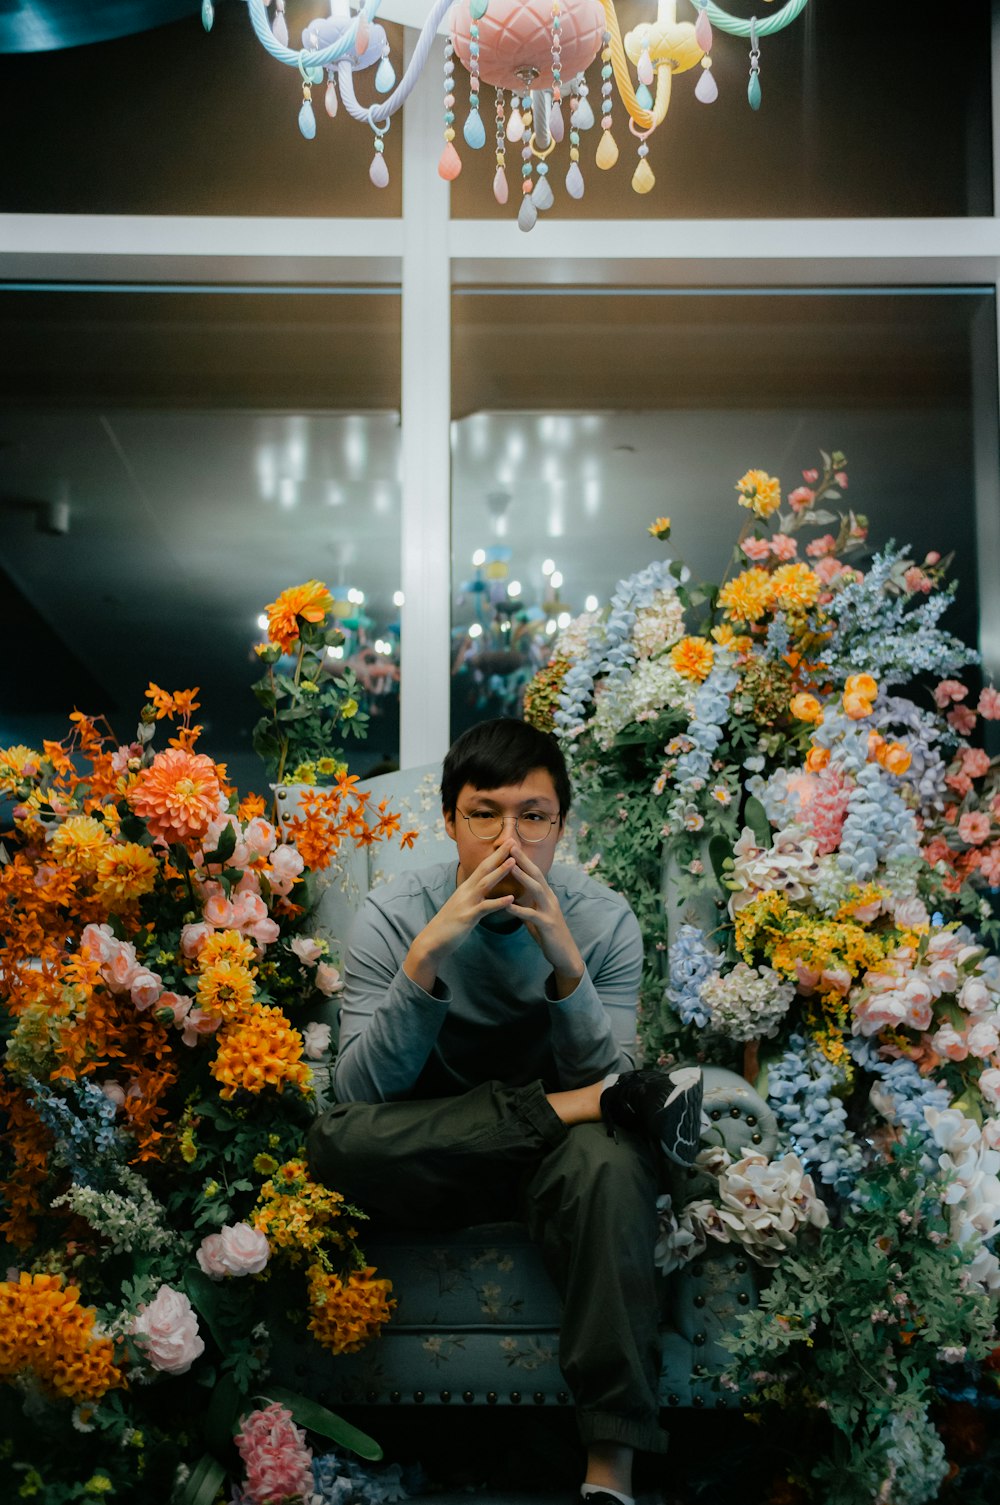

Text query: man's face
(444, 767), (564, 894)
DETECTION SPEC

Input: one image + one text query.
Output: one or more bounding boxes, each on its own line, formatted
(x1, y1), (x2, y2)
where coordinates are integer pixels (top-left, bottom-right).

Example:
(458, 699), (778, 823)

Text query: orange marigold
(92, 841), (159, 910)
(669, 636), (715, 682)
(718, 568), (775, 625)
(306, 1263), (394, 1355)
(265, 581), (334, 654)
(129, 748), (223, 846)
(770, 562), (822, 613)
(210, 1003), (312, 1100)
(0, 1273), (124, 1402)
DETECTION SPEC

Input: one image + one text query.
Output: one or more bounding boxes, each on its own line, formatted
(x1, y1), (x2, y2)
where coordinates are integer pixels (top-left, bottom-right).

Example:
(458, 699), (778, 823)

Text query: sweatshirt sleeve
(332, 894), (451, 1103)
(545, 900), (642, 1087)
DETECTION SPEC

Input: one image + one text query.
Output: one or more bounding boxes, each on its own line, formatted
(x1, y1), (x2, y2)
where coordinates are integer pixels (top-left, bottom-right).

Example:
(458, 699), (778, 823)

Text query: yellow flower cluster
(770, 562), (821, 613)
(49, 815), (110, 871)
(199, 929), (257, 971)
(0, 1273), (123, 1403)
(306, 1262), (394, 1356)
(0, 744), (42, 793)
(92, 841), (159, 910)
(209, 1004), (312, 1100)
(251, 1160), (346, 1261)
(718, 568), (776, 625)
(735, 469), (782, 519)
(734, 890), (891, 997)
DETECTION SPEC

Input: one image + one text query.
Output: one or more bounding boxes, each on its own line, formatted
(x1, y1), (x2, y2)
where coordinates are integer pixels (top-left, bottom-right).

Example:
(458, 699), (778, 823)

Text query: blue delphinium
(847, 1037), (951, 1163)
(669, 650), (739, 801)
(666, 924), (722, 1029)
(822, 546), (978, 688)
(766, 1033), (864, 1197)
(26, 1074), (124, 1188)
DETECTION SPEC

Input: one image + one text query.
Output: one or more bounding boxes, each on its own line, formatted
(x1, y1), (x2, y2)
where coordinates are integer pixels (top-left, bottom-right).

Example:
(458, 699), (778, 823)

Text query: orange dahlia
(196, 958), (257, 1022)
(265, 581), (334, 654)
(129, 748), (223, 846)
(669, 636), (715, 682)
(770, 562), (822, 613)
(718, 568), (775, 625)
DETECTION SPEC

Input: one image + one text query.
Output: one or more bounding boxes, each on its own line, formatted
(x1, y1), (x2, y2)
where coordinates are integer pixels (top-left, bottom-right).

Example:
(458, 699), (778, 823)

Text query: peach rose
(291, 937), (324, 966)
(790, 693), (823, 724)
(130, 970), (163, 1012)
(197, 1223), (270, 1279)
(243, 817), (278, 859)
(204, 892), (236, 929)
(315, 962), (343, 996)
(180, 922), (212, 958)
(978, 1067), (1000, 1108)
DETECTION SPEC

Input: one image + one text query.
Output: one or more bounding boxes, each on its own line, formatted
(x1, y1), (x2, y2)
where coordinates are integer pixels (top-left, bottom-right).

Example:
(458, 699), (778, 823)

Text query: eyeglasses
(457, 809), (560, 844)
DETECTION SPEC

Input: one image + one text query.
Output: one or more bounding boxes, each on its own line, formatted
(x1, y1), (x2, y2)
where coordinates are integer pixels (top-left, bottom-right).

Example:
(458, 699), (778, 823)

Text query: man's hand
(506, 843), (585, 998)
(402, 842), (518, 992)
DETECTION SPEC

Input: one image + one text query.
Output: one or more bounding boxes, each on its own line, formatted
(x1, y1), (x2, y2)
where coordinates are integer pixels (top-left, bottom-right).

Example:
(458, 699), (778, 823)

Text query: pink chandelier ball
(450, 0), (606, 94)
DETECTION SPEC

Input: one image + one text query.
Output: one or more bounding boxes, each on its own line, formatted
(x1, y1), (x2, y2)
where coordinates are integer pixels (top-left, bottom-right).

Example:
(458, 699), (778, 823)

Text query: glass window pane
(0, 289), (403, 791)
(450, 288), (994, 738)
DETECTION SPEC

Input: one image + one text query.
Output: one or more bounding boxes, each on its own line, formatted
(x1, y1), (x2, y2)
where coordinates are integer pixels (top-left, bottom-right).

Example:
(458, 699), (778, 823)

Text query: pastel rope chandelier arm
(246, 0), (376, 69)
(599, 0), (671, 134)
(700, 0), (811, 40)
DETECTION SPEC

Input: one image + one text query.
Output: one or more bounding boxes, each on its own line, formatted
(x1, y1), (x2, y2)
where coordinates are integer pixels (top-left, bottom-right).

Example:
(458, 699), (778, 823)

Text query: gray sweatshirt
(333, 859), (642, 1103)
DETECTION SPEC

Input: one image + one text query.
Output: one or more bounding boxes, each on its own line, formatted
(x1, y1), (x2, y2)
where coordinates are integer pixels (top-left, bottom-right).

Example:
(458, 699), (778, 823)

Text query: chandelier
(206, 0), (811, 231)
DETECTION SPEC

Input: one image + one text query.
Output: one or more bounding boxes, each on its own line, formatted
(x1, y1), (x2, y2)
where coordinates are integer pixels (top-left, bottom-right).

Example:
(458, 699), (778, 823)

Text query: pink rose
(302, 1021), (332, 1059)
(130, 970), (164, 1012)
(132, 1285), (205, 1375)
(249, 916), (281, 949)
(820, 966), (852, 996)
(233, 868), (262, 896)
(268, 844), (305, 897)
(244, 817), (277, 859)
(101, 1080), (126, 1108)
(934, 679), (969, 708)
(181, 1007), (222, 1049)
(788, 485), (815, 512)
(854, 995), (908, 1034)
(802, 468), (819, 484)
(770, 533), (798, 561)
(967, 1020), (1000, 1059)
(814, 556), (846, 586)
(834, 471), (848, 489)
(741, 536), (771, 562)
(980, 847), (1000, 885)
(80, 923), (116, 963)
(204, 892), (236, 929)
(198, 1223), (270, 1279)
(948, 705), (978, 735)
(315, 962), (344, 997)
(180, 922), (212, 959)
(931, 1022), (969, 1061)
(928, 958), (959, 994)
(806, 534), (836, 559)
(978, 687), (1000, 720)
(978, 1067), (1000, 1108)
(231, 891), (268, 932)
(959, 977), (991, 1015)
(290, 937), (323, 966)
(202, 815), (249, 870)
(104, 943), (140, 993)
(959, 811), (991, 846)
(196, 1233), (229, 1279)
(893, 897), (929, 930)
(155, 991), (192, 1028)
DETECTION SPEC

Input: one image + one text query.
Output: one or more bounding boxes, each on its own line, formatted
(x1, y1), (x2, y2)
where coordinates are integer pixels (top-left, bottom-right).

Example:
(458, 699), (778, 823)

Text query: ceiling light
(585, 594), (599, 612)
(393, 590), (405, 607)
(472, 548), (486, 567)
(257, 613), (269, 631)
(541, 558), (555, 576)
(507, 580), (521, 598)
(550, 571), (563, 590)
(468, 622), (483, 638)
(557, 610), (571, 629)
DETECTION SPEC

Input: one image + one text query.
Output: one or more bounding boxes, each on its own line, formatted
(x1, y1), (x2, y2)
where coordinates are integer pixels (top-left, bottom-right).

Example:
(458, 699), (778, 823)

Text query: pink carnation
(834, 471), (849, 489)
(904, 567), (932, 595)
(814, 556), (847, 586)
(806, 534), (836, 559)
(979, 846), (1000, 885)
(788, 485), (815, 512)
(960, 747), (991, 779)
(769, 533), (798, 561)
(979, 687), (1000, 720)
(236, 1402), (314, 1505)
(802, 468), (820, 484)
(741, 536), (772, 562)
(959, 811), (992, 846)
(934, 679), (969, 708)
(948, 705), (978, 736)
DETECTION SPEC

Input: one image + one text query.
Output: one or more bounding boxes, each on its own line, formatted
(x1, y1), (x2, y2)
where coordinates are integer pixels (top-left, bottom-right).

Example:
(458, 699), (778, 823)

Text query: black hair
(441, 718), (572, 819)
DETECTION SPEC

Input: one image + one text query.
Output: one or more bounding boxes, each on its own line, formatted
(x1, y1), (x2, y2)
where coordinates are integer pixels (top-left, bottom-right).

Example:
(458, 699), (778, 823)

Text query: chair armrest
(700, 1064), (778, 1160)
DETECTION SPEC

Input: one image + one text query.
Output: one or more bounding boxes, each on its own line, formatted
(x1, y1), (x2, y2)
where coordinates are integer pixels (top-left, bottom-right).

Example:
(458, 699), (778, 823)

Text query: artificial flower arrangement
(0, 585), (418, 1504)
(526, 453), (1000, 1503)
(252, 580), (369, 789)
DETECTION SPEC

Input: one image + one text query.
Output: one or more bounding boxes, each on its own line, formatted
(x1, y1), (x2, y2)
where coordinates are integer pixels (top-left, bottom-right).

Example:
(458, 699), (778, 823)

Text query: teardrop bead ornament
(507, 107), (525, 142)
(298, 100), (317, 140)
(272, 12), (289, 45)
(565, 160), (585, 199)
(493, 166), (509, 204)
(695, 68), (718, 104)
(631, 157), (655, 194)
(356, 19), (370, 55)
(369, 152), (390, 188)
(201, 0), (214, 32)
(550, 101), (565, 142)
(517, 197), (538, 233)
(438, 141), (463, 180)
(470, 0), (489, 17)
(375, 57), (396, 93)
(695, 8), (713, 51)
(325, 80), (338, 117)
(532, 175), (555, 211)
(748, 71), (762, 110)
(463, 109), (487, 149)
(638, 49), (654, 87)
(595, 130), (618, 170)
(635, 83), (653, 112)
(573, 97), (594, 131)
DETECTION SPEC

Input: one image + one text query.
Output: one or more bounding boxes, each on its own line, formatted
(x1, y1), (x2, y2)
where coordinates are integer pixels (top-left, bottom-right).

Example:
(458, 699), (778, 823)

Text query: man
(308, 718), (703, 1505)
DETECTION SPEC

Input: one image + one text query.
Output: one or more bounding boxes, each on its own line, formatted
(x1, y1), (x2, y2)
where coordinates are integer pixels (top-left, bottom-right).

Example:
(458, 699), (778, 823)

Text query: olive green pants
(307, 1079), (669, 1456)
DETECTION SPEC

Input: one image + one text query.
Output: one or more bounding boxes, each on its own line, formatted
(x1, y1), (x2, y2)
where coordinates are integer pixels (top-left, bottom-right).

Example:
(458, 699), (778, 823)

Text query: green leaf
(175, 1452), (228, 1505)
(252, 683), (277, 711)
(258, 1384), (383, 1460)
(183, 1267), (231, 1351)
(205, 1370), (245, 1456)
(203, 821), (237, 866)
(743, 795), (771, 849)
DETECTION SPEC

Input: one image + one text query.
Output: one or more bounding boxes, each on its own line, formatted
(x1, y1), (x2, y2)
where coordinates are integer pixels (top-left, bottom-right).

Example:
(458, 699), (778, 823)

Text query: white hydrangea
(699, 962), (796, 1041)
(631, 591), (687, 660)
(685, 1150), (829, 1267)
(591, 658), (696, 750)
(924, 1106), (1000, 1291)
